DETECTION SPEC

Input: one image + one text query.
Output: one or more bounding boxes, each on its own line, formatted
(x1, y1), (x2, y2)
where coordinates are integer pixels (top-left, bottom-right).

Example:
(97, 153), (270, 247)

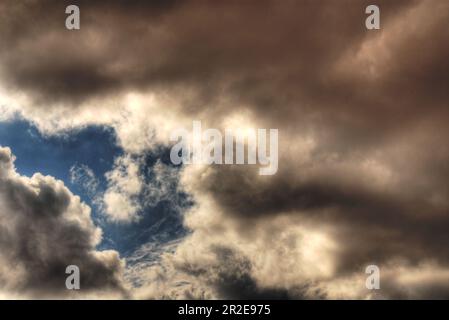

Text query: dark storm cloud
(0, 0), (181, 103)
(176, 246), (323, 299)
(0, 0), (415, 106)
(190, 152), (449, 274)
(0, 147), (126, 297)
(1, 0), (447, 151)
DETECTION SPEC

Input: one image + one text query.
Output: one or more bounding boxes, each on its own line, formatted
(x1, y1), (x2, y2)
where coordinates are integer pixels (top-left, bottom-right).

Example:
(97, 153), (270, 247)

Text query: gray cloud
(0, 146), (127, 298)
(177, 246), (320, 300)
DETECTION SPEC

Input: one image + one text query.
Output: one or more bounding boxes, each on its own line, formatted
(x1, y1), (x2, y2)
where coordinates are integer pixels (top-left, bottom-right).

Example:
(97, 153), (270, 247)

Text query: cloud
(101, 151), (186, 223)
(103, 154), (143, 222)
(0, 0), (449, 299)
(69, 163), (100, 199)
(0, 146), (127, 298)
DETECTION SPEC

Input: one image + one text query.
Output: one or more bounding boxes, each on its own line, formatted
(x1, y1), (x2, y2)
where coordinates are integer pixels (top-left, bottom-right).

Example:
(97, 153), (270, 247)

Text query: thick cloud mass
(0, 147), (126, 298)
(1, 0), (449, 299)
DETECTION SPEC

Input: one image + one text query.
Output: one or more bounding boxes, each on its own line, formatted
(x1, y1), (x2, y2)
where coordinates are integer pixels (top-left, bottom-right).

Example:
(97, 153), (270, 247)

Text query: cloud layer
(0, 147), (126, 298)
(1, 0), (449, 299)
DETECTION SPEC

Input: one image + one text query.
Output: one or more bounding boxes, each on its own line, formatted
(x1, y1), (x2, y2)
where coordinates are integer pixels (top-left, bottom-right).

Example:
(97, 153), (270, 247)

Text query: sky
(0, 0), (449, 299)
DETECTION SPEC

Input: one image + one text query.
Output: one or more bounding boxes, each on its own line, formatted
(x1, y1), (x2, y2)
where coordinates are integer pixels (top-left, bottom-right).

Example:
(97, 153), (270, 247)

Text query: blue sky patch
(0, 118), (189, 258)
